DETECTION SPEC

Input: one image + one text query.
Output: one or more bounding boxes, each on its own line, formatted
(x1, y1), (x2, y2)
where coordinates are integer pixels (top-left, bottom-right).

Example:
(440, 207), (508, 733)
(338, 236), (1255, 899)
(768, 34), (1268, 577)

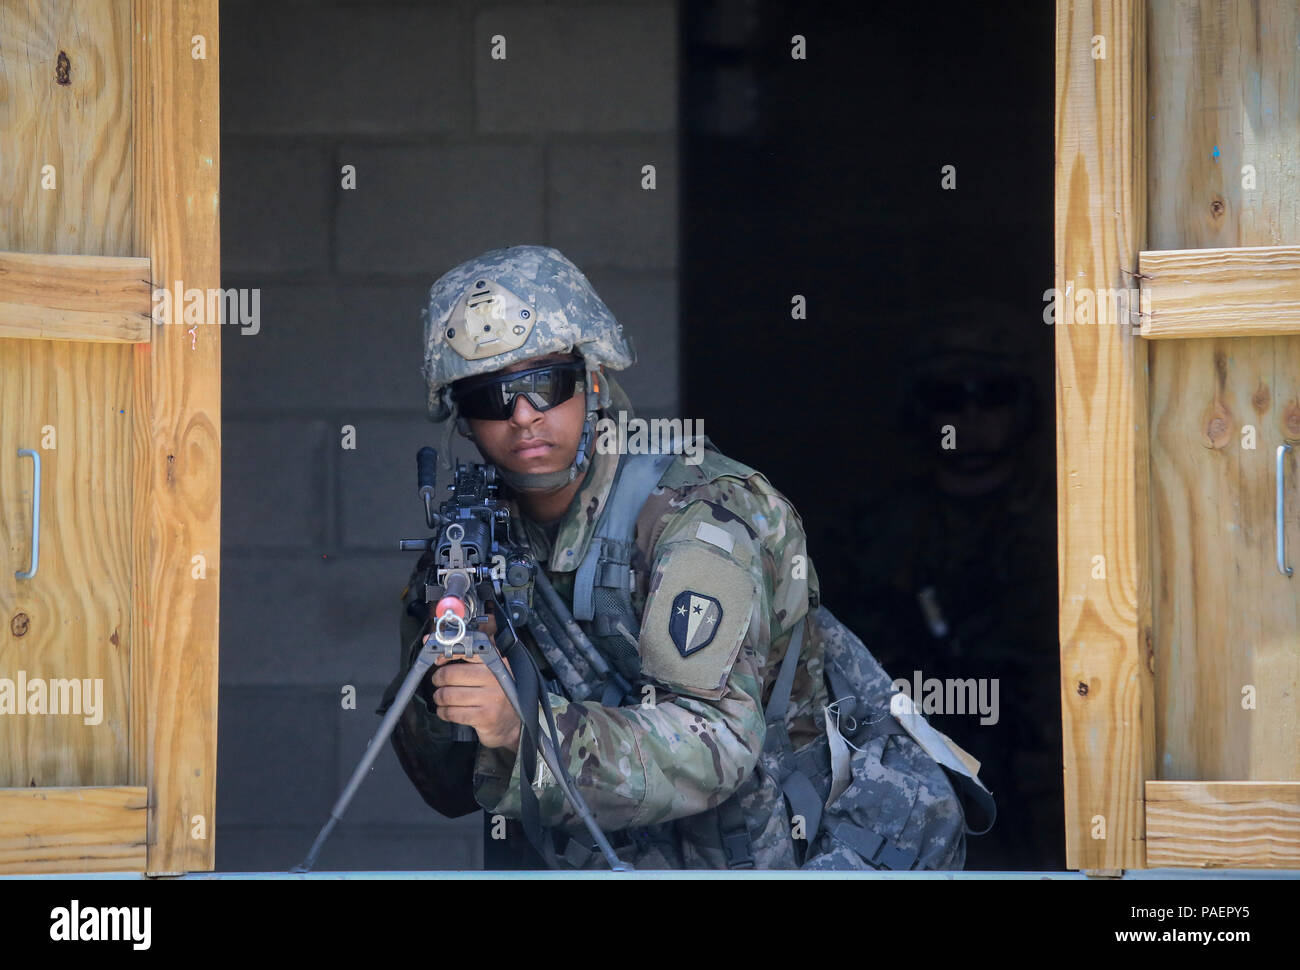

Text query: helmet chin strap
(495, 405), (597, 492)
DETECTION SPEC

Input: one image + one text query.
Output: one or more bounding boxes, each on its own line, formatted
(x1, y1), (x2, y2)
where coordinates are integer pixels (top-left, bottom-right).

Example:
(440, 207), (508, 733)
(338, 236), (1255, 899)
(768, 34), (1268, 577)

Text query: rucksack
(748, 604), (996, 870)
(553, 447), (996, 869)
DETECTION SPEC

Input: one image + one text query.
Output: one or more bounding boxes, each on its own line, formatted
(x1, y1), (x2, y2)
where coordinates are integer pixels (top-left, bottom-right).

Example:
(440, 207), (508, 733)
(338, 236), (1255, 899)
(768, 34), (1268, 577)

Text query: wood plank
(1055, 0), (1152, 871)
(0, 787), (147, 873)
(0, 1), (134, 255)
(0, 0), (137, 794)
(0, 340), (135, 789)
(1146, 781), (1300, 868)
(1147, 1), (1300, 789)
(0, 252), (152, 312)
(1139, 246), (1300, 338)
(0, 303), (152, 342)
(131, 0), (221, 874)
(0, 251), (151, 341)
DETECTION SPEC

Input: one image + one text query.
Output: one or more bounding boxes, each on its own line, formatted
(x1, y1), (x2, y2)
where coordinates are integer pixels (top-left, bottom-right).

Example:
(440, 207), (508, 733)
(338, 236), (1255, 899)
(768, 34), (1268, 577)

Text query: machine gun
(399, 450), (537, 742)
(294, 447), (629, 872)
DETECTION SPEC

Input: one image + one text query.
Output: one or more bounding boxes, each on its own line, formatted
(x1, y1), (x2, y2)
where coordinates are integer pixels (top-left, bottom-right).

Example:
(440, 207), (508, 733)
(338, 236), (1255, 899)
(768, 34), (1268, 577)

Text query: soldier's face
(465, 352), (587, 476)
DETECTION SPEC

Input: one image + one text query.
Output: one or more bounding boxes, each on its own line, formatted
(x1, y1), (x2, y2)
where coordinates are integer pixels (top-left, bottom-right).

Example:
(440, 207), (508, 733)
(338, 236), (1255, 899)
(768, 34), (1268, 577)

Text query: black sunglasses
(915, 375), (1024, 412)
(452, 360), (586, 421)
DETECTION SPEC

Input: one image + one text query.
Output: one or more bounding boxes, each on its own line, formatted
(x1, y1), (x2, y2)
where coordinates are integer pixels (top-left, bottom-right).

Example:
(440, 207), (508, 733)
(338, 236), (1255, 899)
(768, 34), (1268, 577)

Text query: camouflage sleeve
(377, 564), (482, 818)
(471, 495), (787, 831)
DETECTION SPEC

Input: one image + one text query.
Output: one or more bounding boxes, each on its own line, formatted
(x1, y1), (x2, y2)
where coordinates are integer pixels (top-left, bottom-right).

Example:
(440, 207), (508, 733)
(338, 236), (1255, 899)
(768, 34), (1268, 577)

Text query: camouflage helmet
(421, 245), (635, 423)
(421, 245), (637, 491)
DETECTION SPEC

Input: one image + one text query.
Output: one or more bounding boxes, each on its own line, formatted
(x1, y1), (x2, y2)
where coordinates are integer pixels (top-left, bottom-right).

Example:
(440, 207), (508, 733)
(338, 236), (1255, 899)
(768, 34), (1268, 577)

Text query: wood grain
(1055, 0), (1153, 871)
(0, 787), (147, 873)
(131, 0), (221, 874)
(0, 1), (134, 255)
(0, 0), (135, 796)
(1139, 246), (1300, 338)
(1146, 781), (1300, 868)
(0, 251), (151, 341)
(1147, 0), (1300, 788)
(0, 303), (152, 342)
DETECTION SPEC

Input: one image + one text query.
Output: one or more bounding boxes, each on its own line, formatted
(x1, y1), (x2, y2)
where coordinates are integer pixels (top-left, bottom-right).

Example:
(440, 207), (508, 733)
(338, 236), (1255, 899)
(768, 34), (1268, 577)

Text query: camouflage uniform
(381, 438), (828, 869)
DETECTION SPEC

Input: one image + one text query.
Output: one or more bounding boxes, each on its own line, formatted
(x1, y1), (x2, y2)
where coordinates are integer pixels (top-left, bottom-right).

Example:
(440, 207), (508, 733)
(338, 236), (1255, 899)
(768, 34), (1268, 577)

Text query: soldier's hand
(425, 635), (522, 751)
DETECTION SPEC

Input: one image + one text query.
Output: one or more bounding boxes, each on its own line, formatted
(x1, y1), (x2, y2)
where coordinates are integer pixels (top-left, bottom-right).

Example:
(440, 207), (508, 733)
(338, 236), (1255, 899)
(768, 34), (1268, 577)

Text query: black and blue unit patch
(669, 590), (723, 657)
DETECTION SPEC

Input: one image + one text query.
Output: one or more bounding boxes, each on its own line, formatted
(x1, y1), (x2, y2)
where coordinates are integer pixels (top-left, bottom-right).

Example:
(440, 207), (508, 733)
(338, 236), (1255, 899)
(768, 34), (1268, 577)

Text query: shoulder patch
(639, 541), (757, 700)
(669, 591), (723, 656)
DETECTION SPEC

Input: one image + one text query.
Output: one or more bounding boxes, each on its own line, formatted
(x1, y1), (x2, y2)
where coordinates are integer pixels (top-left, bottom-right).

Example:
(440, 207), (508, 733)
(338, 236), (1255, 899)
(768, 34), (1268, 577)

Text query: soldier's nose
(509, 396), (544, 425)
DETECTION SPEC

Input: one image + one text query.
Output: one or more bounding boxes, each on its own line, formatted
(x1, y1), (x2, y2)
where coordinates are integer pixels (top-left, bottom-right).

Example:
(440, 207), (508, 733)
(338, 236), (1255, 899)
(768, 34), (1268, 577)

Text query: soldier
(378, 245), (828, 869)
(829, 303), (1061, 870)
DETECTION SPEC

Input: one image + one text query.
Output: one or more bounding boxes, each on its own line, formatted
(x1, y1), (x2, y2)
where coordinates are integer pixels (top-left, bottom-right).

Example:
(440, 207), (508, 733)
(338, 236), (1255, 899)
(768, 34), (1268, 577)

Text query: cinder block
(214, 824), (481, 872)
(221, 3), (467, 134)
(333, 693), (486, 827)
(549, 140), (678, 270)
(337, 414), (480, 551)
(217, 686), (340, 827)
(305, 825), (481, 872)
(218, 552), (426, 686)
(219, 281), (431, 412)
(579, 268), (678, 414)
(213, 825), (302, 873)
(475, 5), (677, 132)
(221, 142), (333, 277)
(334, 145), (545, 277)
(221, 417), (331, 549)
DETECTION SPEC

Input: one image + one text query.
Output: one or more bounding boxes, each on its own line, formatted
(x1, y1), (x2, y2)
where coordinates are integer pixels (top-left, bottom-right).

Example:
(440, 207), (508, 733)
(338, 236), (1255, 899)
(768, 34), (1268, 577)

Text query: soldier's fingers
(433, 653), (485, 666)
(432, 662), (497, 688)
(433, 703), (482, 727)
(433, 685), (493, 707)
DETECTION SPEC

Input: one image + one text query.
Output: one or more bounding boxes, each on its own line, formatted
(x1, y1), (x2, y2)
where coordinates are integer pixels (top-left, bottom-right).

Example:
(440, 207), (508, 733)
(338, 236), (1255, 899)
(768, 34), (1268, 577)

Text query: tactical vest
(537, 446), (996, 870)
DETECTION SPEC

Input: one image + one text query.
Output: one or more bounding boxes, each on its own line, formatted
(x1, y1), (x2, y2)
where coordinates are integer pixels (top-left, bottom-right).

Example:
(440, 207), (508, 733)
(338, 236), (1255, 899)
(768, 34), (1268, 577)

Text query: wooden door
(0, 0), (220, 874)
(1056, 0), (1300, 871)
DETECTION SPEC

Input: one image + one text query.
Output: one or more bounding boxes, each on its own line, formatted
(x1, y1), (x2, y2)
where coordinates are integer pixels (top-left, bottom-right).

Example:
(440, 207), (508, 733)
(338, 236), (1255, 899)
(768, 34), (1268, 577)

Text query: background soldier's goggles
(452, 361), (586, 420)
(914, 375), (1024, 412)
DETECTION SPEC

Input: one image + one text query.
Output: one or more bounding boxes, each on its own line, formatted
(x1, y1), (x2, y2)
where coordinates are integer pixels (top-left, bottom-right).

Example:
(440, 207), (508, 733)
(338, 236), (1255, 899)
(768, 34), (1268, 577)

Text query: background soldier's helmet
(420, 244), (637, 490)
(896, 299), (1041, 439)
(421, 244), (636, 423)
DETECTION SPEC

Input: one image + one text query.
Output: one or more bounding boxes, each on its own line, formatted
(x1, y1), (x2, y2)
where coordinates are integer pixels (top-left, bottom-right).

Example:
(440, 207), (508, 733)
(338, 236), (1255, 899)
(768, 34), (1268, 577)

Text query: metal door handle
(1278, 444), (1292, 577)
(15, 448), (40, 580)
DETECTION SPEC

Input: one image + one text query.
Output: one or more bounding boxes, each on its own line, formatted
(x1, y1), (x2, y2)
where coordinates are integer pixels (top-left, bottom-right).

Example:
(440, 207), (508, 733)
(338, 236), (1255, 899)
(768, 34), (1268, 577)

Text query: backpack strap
(764, 616), (805, 734)
(573, 451), (676, 620)
(761, 616), (832, 865)
(711, 617), (814, 870)
(571, 451), (677, 689)
(764, 613), (930, 869)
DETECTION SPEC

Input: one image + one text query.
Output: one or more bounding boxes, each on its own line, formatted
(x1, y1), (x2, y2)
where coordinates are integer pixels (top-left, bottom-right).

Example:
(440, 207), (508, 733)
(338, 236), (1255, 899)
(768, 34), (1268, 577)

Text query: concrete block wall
(217, 0), (679, 871)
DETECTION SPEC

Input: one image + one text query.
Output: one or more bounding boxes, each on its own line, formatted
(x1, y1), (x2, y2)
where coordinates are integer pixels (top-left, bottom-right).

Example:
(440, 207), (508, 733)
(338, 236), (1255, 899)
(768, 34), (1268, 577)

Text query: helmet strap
(494, 406), (596, 492)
